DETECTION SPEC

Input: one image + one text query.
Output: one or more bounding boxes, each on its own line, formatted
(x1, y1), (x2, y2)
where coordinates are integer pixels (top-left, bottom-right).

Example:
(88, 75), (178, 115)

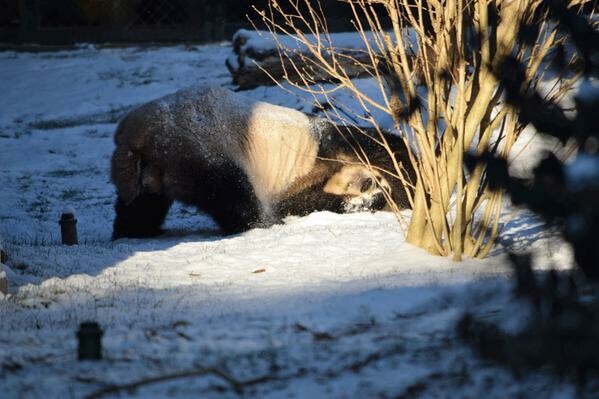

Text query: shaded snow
(576, 77), (599, 103)
(0, 43), (583, 398)
(565, 153), (599, 190)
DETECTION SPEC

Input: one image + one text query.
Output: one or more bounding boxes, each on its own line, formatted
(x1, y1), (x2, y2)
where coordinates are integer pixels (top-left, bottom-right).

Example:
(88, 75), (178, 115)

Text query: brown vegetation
(256, 0), (576, 259)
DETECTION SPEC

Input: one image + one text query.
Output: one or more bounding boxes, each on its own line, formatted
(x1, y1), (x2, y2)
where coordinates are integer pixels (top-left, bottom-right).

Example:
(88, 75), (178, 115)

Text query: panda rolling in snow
(111, 86), (413, 239)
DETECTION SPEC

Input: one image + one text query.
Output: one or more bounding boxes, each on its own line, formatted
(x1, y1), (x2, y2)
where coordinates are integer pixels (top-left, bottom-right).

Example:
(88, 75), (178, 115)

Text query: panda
(110, 86), (413, 239)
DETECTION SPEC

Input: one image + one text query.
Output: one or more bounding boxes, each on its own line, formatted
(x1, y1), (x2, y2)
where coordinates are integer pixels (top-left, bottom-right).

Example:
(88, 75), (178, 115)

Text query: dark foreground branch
(86, 367), (245, 399)
(86, 340), (406, 398)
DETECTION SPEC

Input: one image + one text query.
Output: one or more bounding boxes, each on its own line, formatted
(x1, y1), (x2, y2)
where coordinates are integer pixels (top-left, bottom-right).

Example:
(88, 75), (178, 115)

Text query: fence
(0, 0), (253, 45)
(0, 0), (360, 46)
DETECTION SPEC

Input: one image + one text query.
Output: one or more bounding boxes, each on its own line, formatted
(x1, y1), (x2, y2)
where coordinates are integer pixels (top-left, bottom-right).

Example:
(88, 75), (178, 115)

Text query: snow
(565, 153), (599, 190)
(61, 207), (77, 217)
(0, 43), (583, 398)
(576, 77), (599, 103)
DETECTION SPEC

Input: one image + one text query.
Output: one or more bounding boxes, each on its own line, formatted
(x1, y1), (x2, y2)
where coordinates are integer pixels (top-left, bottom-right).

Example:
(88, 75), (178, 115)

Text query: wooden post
(0, 240), (6, 296)
(0, 266), (8, 296)
(59, 211), (78, 245)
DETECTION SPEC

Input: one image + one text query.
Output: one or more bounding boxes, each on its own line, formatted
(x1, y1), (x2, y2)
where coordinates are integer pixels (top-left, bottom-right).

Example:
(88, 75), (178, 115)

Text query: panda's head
(323, 165), (392, 212)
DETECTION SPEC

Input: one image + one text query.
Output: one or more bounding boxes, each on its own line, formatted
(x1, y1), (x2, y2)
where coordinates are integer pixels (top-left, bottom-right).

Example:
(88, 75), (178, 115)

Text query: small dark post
(0, 241), (6, 263)
(59, 211), (78, 245)
(77, 322), (103, 360)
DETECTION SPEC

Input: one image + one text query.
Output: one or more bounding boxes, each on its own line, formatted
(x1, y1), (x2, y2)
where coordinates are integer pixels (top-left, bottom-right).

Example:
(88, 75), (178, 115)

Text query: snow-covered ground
(0, 43), (582, 398)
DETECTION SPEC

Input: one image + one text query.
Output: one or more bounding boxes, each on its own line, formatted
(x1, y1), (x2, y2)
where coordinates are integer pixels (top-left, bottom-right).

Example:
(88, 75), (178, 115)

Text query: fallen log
(226, 29), (379, 90)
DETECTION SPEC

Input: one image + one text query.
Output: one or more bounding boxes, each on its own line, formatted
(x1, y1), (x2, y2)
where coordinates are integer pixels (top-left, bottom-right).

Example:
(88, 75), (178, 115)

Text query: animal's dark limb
(275, 186), (347, 218)
(184, 162), (265, 235)
(271, 159), (349, 217)
(112, 193), (173, 240)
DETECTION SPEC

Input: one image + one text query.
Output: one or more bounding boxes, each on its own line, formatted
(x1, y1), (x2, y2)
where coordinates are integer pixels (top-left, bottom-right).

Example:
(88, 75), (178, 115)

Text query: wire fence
(0, 0), (253, 45)
(0, 0), (361, 46)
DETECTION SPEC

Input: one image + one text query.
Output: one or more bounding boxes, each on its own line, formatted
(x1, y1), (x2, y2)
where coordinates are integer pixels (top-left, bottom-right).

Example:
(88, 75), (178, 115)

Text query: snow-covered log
(226, 29), (386, 89)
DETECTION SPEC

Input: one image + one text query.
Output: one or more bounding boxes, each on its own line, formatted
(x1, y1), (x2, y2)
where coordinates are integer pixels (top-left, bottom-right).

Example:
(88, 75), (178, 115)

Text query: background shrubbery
(461, 0), (599, 383)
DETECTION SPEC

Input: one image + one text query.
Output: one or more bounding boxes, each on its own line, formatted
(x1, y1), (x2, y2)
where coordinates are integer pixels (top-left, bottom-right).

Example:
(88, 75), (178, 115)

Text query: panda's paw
(343, 190), (386, 213)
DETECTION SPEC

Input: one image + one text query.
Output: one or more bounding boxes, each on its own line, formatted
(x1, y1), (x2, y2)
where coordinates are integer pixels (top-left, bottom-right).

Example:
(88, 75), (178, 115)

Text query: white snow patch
(0, 42), (581, 398)
(61, 206), (77, 216)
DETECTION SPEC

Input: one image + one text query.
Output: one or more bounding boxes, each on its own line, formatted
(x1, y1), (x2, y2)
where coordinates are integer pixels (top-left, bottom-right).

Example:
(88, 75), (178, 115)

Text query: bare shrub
(255, 0), (575, 259)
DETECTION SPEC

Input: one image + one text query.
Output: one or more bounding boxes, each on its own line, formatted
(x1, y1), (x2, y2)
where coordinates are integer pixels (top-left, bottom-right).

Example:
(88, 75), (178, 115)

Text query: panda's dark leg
(188, 162), (267, 235)
(275, 185), (346, 218)
(208, 189), (264, 235)
(112, 193), (173, 240)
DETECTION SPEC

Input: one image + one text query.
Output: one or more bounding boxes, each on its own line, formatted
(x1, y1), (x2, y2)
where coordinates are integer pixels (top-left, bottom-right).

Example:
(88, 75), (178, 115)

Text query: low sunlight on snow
(0, 43), (578, 398)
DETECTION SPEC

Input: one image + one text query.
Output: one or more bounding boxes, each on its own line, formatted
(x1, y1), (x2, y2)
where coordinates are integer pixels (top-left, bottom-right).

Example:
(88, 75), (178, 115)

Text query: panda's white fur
(237, 97), (319, 207)
(114, 87), (319, 210)
(111, 86), (412, 238)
